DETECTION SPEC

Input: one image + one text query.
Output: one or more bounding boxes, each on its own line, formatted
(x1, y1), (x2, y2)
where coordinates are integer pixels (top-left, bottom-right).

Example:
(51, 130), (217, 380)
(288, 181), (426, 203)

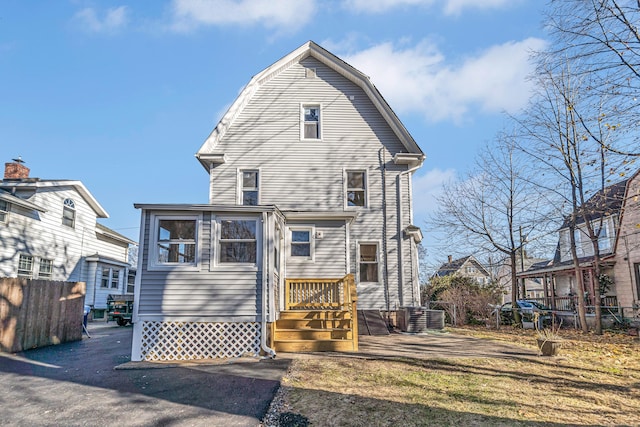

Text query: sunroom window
(157, 219), (197, 264)
(219, 219), (257, 263)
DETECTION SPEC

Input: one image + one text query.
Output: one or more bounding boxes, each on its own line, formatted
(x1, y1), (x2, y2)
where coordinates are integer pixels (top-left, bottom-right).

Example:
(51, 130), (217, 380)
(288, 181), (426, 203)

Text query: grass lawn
(270, 326), (639, 426)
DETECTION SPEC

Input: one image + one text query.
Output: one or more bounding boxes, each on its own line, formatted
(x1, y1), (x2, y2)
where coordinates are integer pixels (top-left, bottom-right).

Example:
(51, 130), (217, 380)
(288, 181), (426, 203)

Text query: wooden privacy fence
(0, 278), (86, 353)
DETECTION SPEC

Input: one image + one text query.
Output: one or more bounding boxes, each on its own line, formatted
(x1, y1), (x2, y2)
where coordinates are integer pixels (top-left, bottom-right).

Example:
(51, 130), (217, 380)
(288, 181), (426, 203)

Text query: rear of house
(131, 41), (425, 361)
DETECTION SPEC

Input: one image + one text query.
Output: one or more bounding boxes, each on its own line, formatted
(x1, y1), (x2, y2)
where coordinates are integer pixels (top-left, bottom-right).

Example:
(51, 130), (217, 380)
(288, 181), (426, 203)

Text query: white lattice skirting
(140, 321), (262, 361)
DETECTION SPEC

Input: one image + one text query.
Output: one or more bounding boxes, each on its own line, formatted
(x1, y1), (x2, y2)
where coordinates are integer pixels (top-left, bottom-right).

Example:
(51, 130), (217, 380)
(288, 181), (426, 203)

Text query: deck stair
(272, 275), (358, 353)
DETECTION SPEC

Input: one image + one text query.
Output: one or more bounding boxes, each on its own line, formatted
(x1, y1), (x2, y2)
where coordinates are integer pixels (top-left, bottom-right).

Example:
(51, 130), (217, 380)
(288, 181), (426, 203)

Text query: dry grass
(275, 327), (640, 426)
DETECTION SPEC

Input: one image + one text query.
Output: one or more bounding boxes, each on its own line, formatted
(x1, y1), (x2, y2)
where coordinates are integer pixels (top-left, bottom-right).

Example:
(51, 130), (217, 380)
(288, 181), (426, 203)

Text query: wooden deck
(272, 275), (358, 352)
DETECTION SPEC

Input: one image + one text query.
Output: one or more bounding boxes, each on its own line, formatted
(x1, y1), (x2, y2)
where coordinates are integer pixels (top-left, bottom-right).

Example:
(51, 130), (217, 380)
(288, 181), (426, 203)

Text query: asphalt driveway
(0, 323), (290, 427)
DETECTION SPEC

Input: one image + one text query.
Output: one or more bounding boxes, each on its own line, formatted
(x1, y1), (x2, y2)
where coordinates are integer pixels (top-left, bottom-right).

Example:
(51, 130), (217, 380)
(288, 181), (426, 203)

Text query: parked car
(500, 300), (555, 326)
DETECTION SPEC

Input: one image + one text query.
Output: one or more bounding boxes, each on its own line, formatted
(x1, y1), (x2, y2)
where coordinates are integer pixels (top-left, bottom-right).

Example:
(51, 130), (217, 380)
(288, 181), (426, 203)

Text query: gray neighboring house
(0, 159), (136, 319)
(131, 41), (425, 361)
(434, 255), (491, 285)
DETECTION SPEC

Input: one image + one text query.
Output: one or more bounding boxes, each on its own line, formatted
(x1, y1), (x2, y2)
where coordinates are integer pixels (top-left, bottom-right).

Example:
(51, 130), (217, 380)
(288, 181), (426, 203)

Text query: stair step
(274, 339), (357, 353)
(278, 310), (352, 320)
(275, 328), (352, 340)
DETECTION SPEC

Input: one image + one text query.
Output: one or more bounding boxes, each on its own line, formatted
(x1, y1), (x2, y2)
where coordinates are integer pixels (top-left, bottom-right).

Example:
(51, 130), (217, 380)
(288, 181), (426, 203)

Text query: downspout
(380, 149), (391, 317)
(398, 163), (422, 307)
(260, 211), (276, 358)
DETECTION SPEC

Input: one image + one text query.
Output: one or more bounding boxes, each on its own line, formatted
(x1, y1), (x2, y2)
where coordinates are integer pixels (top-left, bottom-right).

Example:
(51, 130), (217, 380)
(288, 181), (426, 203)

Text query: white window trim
(287, 225), (315, 262)
(212, 215), (261, 270)
(17, 253), (34, 279)
(344, 168), (369, 209)
(37, 258), (53, 280)
(237, 168), (261, 206)
(148, 214), (202, 271)
(356, 240), (381, 284)
(62, 198), (76, 229)
(0, 200), (9, 223)
(300, 103), (322, 141)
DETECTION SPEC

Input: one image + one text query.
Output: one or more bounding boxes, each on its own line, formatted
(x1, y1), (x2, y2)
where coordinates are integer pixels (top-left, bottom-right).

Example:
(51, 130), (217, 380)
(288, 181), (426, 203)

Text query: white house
(131, 41), (425, 361)
(0, 158), (136, 319)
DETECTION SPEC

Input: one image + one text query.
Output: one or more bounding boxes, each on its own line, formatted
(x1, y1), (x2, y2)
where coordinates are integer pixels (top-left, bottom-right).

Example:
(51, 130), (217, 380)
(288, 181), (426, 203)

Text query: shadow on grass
(284, 386), (581, 427)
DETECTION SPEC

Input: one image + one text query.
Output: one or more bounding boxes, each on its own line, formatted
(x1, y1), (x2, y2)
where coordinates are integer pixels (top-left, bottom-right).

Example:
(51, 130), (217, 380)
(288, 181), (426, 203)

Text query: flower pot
(537, 338), (561, 356)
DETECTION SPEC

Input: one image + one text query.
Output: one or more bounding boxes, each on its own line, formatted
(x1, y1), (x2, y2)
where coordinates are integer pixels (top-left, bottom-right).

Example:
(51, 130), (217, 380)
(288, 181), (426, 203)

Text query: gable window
(219, 219), (257, 263)
(241, 170), (259, 206)
(346, 170), (367, 207)
(0, 200), (8, 222)
(157, 219), (197, 264)
(62, 198), (76, 228)
(18, 254), (34, 278)
(38, 259), (53, 279)
(359, 243), (379, 283)
(302, 105), (320, 140)
(595, 222), (611, 252)
(290, 228), (312, 258)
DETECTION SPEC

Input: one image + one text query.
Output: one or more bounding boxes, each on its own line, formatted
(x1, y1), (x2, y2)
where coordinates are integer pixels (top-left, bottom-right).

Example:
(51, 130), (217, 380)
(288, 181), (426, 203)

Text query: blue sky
(0, 0), (547, 269)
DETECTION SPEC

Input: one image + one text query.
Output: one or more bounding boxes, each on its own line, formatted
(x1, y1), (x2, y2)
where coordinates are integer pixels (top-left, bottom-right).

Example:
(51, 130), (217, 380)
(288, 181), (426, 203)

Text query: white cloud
(74, 6), (129, 33)
(341, 37), (546, 123)
(412, 168), (456, 217)
(170, 0), (315, 32)
(344, 0), (513, 15)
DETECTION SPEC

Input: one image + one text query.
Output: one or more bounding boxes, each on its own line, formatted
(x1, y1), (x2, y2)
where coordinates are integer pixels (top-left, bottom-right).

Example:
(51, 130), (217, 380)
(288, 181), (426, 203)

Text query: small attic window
(305, 68), (317, 78)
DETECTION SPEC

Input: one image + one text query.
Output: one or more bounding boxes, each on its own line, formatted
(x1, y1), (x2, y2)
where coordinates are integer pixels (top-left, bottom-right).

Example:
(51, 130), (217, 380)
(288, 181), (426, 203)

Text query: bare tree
(544, 0), (640, 156)
(516, 59), (634, 333)
(430, 133), (551, 324)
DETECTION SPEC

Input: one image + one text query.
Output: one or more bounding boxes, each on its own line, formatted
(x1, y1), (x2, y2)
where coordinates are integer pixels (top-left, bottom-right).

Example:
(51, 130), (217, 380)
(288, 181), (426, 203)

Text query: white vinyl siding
(204, 57), (415, 309)
(137, 210), (263, 318)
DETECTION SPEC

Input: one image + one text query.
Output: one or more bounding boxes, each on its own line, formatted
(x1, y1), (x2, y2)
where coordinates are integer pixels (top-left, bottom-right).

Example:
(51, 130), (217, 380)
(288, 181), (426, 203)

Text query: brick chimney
(4, 157), (30, 180)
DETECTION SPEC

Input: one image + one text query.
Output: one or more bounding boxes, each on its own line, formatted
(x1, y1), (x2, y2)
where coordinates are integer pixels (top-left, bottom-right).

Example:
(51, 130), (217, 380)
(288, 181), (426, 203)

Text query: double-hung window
(18, 254), (34, 278)
(0, 200), (8, 223)
(101, 268), (110, 288)
(38, 259), (53, 279)
(219, 219), (257, 264)
(291, 229), (311, 258)
(359, 243), (379, 283)
(240, 170), (259, 206)
(62, 198), (76, 228)
(346, 170), (367, 207)
(157, 219), (197, 264)
(111, 270), (120, 289)
(302, 105), (320, 140)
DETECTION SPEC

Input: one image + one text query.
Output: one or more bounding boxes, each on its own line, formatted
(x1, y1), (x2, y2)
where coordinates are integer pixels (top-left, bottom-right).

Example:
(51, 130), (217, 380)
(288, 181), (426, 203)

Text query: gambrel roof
(196, 40), (424, 170)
